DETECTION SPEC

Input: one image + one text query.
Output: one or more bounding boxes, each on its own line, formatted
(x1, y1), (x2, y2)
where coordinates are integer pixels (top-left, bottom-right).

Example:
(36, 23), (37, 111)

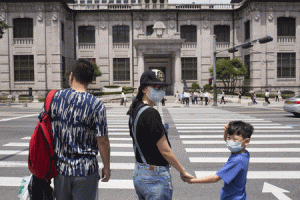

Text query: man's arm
(97, 135), (111, 182)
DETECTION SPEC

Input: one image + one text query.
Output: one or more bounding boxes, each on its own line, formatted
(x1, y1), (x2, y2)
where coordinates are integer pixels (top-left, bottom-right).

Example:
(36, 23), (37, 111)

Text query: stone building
(0, 0), (299, 96)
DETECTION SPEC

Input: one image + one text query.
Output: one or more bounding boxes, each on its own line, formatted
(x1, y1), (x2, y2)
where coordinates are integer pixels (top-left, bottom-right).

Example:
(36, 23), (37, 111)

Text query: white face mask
(147, 88), (165, 103)
(226, 140), (245, 153)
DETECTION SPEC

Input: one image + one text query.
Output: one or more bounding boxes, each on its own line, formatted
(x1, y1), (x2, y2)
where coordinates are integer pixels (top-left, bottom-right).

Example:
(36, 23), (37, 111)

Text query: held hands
(180, 171), (195, 183)
(101, 167), (111, 182)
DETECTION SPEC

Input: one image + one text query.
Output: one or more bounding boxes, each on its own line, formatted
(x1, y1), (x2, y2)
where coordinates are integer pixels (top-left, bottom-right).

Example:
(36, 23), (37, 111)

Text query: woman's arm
(185, 175), (221, 184)
(157, 135), (194, 179)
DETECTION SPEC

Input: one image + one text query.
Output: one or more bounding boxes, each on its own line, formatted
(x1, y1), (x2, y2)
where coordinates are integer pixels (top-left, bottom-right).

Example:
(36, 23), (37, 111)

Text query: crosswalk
(168, 107), (300, 182)
(1, 105), (299, 199)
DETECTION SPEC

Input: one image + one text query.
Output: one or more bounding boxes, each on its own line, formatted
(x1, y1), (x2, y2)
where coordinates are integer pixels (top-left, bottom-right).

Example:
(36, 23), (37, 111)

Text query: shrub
(104, 85), (120, 88)
(191, 83), (200, 90)
(39, 98), (46, 102)
(203, 84), (212, 91)
(122, 86), (134, 92)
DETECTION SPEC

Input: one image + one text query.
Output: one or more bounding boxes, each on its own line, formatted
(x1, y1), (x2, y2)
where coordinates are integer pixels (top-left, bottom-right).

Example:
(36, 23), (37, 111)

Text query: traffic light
(241, 42), (253, 49)
(228, 47), (238, 53)
(209, 78), (212, 85)
(258, 36), (273, 44)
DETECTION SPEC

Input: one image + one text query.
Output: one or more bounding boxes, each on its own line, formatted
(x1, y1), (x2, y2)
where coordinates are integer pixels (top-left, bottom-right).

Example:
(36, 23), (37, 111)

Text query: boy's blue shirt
(216, 150), (250, 200)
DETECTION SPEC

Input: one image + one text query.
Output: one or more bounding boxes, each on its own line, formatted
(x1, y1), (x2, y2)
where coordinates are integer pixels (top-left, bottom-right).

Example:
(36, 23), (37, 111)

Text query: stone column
(174, 50), (183, 94)
(137, 50), (145, 86)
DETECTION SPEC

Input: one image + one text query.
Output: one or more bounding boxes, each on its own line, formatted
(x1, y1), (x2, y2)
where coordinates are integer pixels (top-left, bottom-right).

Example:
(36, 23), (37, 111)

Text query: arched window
(277, 17), (296, 36)
(214, 25), (230, 43)
(13, 18), (33, 38)
(78, 26), (95, 43)
(180, 25), (197, 42)
(113, 25), (129, 43)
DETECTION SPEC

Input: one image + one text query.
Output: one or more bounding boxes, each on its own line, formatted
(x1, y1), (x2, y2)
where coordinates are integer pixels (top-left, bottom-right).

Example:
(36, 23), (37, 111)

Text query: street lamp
(212, 35), (273, 106)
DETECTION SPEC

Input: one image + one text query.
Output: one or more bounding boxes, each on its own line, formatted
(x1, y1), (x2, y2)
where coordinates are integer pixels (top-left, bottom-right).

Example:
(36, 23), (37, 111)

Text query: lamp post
(212, 35), (273, 106)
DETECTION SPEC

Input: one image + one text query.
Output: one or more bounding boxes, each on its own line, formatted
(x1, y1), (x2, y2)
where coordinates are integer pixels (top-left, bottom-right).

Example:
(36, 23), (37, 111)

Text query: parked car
(283, 95), (300, 117)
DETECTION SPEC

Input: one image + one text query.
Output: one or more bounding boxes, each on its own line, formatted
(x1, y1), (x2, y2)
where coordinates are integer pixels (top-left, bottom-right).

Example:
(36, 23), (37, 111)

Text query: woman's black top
(129, 102), (170, 166)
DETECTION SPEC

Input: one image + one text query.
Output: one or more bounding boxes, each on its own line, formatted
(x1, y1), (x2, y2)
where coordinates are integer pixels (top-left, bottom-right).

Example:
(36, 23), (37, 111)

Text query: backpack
(28, 90), (57, 181)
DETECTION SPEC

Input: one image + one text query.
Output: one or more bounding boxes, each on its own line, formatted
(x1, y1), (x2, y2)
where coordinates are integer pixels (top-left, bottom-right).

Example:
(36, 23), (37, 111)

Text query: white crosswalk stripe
(168, 107), (300, 180)
(0, 107), (136, 190)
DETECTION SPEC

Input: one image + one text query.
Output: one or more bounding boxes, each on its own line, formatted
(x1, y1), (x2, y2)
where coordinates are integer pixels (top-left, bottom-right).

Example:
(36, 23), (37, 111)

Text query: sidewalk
(0, 95), (285, 110)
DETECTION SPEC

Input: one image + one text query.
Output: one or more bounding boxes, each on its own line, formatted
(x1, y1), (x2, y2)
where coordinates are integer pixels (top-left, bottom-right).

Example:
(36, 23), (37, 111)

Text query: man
(265, 89), (270, 104)
(220, 90), (226, 104)
(45, 59), (111, 200)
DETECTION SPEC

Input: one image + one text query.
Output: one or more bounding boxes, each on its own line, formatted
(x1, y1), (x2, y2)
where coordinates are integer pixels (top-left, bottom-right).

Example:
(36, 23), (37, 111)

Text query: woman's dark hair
(127, 84), (147, 116)
(71, 59), (94, 85)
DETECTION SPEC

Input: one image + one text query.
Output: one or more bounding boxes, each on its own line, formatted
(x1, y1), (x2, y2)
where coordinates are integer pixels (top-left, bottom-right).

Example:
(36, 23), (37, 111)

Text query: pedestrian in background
(131, 93), (135, 103)
(275, 90), (280, 102)
(220, 90), (226, 104)
(200, 91), (203, 102)
(121, 91), (125, 105)
(252, 92), (257, 104)
(237, 91), (242, 104)
(175, 91), (180, 103)
(194, 91), (198, 104)
(183, 121), (254, 200)
(265, 89), (270, 104)
(204, 91), (209, 106)
(47, 59), (111, 200)
(127, 70), (194, 200)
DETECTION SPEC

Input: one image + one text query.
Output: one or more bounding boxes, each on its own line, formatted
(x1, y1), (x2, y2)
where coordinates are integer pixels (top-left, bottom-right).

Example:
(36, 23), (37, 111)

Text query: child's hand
(180, 171), (195, 182)
(224, 123), (229, 141)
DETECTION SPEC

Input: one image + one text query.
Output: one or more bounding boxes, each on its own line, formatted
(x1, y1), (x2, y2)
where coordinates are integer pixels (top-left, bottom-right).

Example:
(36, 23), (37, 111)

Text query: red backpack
(28, 90), (58, 181)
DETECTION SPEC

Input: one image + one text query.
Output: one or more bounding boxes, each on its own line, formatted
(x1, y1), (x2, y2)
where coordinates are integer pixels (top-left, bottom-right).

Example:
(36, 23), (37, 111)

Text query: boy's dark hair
(228, 121), (254, 139)
(71, 59), (94, 85)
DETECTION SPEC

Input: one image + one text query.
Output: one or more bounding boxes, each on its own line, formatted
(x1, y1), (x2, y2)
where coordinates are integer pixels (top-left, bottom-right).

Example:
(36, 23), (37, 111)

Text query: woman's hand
(180, 171), (195, 182)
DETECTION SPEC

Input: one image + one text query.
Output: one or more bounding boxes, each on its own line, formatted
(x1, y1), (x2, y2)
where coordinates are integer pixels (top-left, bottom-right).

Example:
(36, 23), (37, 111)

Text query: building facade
(0, 0), (299, 96)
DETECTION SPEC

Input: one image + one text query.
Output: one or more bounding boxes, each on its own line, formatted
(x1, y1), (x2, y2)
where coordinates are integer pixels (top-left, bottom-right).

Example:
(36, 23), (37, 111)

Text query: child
(183, 121), (254, 200)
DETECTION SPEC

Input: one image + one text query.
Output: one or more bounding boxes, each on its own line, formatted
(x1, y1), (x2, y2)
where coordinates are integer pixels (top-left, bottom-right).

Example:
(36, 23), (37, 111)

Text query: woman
(127, 70), (194, 200)
(238, 91), (242, 104)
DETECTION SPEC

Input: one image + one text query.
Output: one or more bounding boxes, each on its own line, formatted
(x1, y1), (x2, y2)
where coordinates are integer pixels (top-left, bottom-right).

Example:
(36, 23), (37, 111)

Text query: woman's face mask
(147, 88), (166, 103)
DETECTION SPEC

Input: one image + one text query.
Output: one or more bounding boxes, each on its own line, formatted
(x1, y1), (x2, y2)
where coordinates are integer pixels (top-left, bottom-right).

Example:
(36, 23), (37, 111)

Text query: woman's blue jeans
(133, 163), (173, 200)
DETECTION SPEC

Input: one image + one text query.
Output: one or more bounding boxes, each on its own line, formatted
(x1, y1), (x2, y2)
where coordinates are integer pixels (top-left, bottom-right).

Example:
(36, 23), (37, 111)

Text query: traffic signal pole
(211, 35), (273, 107)
(213, 35), (218, 106)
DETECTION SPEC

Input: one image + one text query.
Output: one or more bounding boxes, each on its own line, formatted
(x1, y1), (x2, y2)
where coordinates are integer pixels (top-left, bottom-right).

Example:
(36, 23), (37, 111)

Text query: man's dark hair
(228, 121), (254, 139)
(71, 59), (94, 85)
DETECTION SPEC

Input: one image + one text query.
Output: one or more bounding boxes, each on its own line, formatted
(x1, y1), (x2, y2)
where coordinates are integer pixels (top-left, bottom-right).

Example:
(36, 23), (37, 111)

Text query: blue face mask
(226, 140), (245, 153)
(147, 88), (165, 103)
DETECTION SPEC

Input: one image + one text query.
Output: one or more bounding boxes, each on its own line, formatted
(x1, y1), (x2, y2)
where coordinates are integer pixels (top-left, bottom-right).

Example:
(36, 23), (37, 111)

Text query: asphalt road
(0, 103), (299, 200)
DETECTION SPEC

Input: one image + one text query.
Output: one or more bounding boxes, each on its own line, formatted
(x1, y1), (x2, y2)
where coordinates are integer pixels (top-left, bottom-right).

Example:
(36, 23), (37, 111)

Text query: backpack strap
(44, 90), (57, 113)
(130, 105), (150, 165)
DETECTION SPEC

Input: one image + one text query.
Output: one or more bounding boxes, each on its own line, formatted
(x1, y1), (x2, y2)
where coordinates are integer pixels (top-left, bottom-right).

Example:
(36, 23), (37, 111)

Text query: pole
(213, 35), (218, 106)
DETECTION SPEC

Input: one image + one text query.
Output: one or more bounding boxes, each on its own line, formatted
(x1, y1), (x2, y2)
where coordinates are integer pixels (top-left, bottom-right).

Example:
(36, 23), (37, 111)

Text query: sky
(168, 0), (231, 4)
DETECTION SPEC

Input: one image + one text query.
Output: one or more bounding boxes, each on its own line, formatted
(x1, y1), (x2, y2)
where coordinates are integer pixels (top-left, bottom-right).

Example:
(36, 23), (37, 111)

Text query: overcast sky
(168, 0), (231, 4)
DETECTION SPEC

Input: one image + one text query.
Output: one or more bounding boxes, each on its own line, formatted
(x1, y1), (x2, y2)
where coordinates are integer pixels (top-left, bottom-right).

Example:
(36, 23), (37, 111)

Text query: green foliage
(92, 62), (102, 79)
(191, 83), (200, 90)
(203, 84), (212, 91)
(122, 86), (134, 93)
(39, 98), (46, 102)
(104, 85), (120, 88)
(0, 21), (10, 30)
(209, 58), (248, 93)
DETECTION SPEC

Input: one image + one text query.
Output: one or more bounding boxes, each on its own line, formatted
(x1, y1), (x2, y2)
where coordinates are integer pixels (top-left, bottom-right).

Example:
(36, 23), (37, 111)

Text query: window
(146, 25), (154, 36)
(181, 58), (197, 80)
(244, 20), (250, 41)
(87, 0), (93, 3)
(214, 25), (230, 43)
(14, 55), (34, 82)
(80, 0), (85, 4)
(61, 22), (65, 41)
(113, 26), (129, 43)
(13, 18), (33, 38)
(78, 26), (95, 43)
(180, 25), (197, 42)
(113, 58), (130, 81)
(277, 53), (295, 78)
(244, 54), (250, 79)
(277, 17), (296, 37)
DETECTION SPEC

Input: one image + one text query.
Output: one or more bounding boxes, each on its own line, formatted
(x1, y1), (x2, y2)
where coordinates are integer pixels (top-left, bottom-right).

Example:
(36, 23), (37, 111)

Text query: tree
(0, 20), (10, 39)
(191, 82), (200, 90)
(209, 58), (247, 93)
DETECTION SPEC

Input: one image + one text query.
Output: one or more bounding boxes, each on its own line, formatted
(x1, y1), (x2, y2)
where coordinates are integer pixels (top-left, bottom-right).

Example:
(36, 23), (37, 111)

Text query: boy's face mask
(226, 140), (246, 153)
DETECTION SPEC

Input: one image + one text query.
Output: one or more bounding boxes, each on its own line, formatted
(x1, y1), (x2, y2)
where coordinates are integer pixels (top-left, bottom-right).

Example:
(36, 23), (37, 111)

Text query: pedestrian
(194, 91), (198, 104)
(192, 92), (195, 105)
(275, 90), (280, 102)
(161, 97), (165, 106)
(204, 91), (209, 106)
(124, 93), (127, 106)
(265, 89), (270, 104)
(184, 91), (190, 105)
(181, 92), (184, 104)
(220, 90), (226, 104)
(183, 121), (254, 200)
(200, 90), (203, 102)
(278, 90), (282, 102)
(121, 91), (125, 105)
(127, 70), (194, 200)
(252, 92), (257, 104)
(43, 59), (111, 200)
(175, 91), (180, 103)
(238, 91), (242, 104)
(131, 93), (135, 103)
